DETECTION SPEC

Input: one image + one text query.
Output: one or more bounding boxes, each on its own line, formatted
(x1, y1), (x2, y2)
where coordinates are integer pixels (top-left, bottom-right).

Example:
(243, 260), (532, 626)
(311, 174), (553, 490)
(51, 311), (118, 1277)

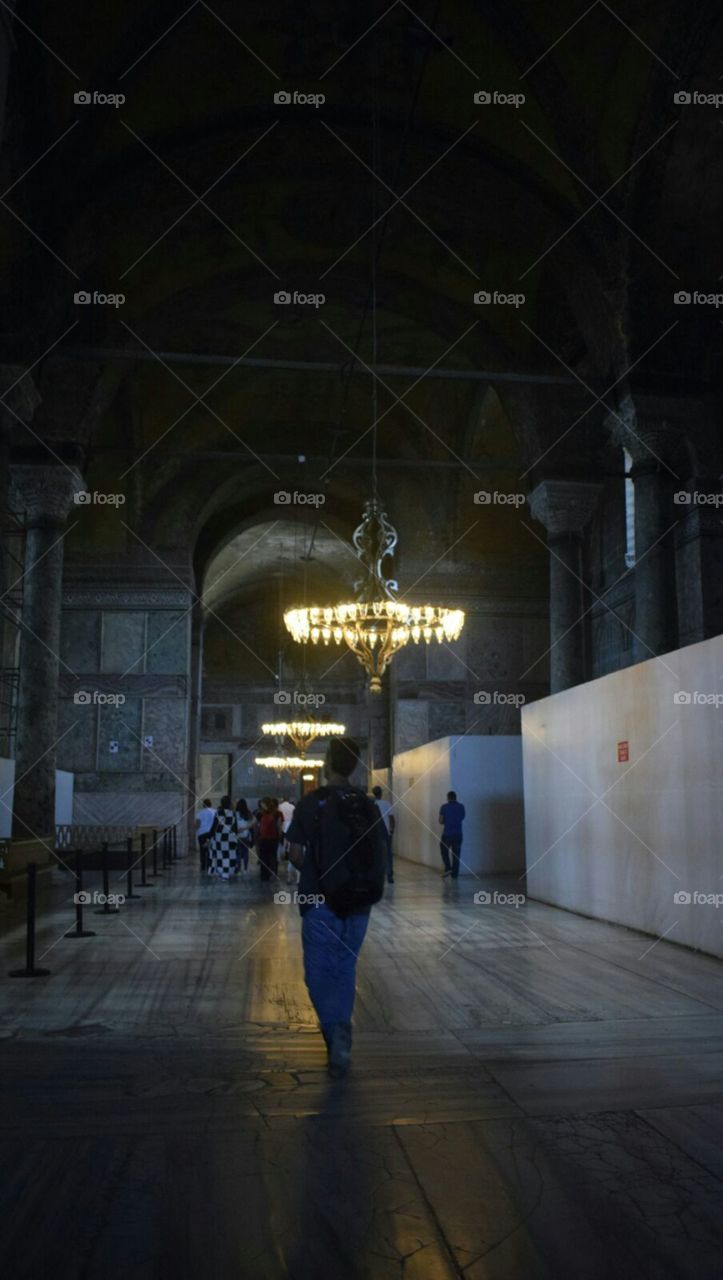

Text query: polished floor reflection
(2, 859), (723, 1278)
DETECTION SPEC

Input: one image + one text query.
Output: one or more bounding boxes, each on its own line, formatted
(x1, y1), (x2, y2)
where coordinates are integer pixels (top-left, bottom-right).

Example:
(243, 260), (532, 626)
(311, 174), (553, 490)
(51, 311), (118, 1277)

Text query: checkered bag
(207, 808), (240, 879)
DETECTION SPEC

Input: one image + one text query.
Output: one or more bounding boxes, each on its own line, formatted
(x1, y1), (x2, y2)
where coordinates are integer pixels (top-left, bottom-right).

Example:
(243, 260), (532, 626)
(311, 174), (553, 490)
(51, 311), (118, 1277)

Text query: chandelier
(260, 720), (346, 756)
(254, 756), (325, 772)
(284, 498), (464, 694)
(282, 81), (464, 694)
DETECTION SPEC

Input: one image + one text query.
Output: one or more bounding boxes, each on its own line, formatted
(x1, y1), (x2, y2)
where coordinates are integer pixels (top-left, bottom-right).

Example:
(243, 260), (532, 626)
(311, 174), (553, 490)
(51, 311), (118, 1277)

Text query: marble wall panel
(57, 699), (97, 772)
(101, 612), (146, 674)
(429, 700), (466, 741)
(146, 612), (188, 675)
(426, 630), (468, 681)
(466, 616), (523, 686)
(60, 611), (100, 673)
(72, 790), (185, 830)
(98, 696), (142, 770)
(142, 698), (188, 776)
(395, 700), (428, 754)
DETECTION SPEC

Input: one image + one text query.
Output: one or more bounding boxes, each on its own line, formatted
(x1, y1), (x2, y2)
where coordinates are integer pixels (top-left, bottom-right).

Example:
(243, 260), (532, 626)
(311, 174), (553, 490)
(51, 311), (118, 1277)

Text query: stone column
(528, 479), (602, 693)
(11, 464), (83, 837)
(628, 458), (678, 659)
(673, 475), (723, 647)
(187, 602), (207, 849)
(367, 676), (392, 776)
(611, 403), (683, 662)
(0, 370), (42, 756)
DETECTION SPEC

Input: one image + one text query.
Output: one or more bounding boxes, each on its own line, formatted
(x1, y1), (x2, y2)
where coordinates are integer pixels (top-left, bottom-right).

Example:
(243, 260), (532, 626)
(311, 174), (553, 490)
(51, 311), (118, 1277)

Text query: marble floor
(2, 857), (723, 1279)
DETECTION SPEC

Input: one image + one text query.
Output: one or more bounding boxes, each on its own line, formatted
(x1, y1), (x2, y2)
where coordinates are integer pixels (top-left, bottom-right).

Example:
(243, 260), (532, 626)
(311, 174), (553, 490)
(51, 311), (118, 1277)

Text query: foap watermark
(473, 90), (525, 108)
(74, 690), (126, 707)
(673, 291), (723, 307)
(674, 490), (723, 507)
(474, 690), (526, 708)
(473, 890), (526, 907)
(274, 890), (325, 906)
(474, 490), (526, 507)
(74, 490), (126, 507)
(273, 490), (325, 507)
(673, 90), (723, 108)
(74, 290), (125, 308)
(673, 890), (723, 907)
(74, 890), (125, 906)
(474, 289), (525, 308)
(74, 90), (125, 108)
(274, 89), (325, 108)
(274, 690), (326, 708)
(672, 690), (723, 707)
(274, 290), (325, 308)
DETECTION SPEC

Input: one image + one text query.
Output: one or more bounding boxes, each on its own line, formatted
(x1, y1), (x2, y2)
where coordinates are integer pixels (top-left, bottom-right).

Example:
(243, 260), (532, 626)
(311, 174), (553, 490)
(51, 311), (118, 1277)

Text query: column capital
(10, 463), (85, 527)
(606, 394), (703, 467)
(528, 479), (603, 537)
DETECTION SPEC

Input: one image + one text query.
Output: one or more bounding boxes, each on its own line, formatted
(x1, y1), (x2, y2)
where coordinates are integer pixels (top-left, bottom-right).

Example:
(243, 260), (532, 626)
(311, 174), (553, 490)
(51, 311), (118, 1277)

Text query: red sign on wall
(617, 740), (629, 763)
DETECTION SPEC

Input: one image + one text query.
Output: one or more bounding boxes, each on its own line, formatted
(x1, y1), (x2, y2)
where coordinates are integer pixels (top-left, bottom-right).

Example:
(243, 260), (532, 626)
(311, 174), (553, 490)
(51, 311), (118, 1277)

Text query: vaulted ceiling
(3, 1), (722, 603)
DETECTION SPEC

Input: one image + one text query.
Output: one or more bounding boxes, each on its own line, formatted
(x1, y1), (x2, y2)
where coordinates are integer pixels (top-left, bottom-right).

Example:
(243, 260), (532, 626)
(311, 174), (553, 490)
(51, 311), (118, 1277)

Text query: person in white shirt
(278, 796), (296, 884)
(195, 798), (215, 871)
(372, 785), (396, 884)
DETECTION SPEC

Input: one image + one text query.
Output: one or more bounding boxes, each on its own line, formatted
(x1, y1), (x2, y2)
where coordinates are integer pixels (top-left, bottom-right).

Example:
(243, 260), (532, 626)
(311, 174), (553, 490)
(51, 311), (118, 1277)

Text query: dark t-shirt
(287, 785), (372, 918)
(440, 800), (465, 838)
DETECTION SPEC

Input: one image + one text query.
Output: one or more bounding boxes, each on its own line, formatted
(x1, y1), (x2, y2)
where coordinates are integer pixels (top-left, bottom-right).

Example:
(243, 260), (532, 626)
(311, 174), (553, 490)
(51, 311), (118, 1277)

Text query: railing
(6, 824), (180, 979)
(55, 824), (137, 850)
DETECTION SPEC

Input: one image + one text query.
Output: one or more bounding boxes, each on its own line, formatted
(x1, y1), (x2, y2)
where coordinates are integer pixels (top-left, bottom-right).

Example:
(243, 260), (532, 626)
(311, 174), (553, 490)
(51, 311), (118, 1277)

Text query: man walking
(439, 790), (465, 879)
(195, 797), (215, 871)
(287, 738), (385, 1078)
(372, 784), (395, 884)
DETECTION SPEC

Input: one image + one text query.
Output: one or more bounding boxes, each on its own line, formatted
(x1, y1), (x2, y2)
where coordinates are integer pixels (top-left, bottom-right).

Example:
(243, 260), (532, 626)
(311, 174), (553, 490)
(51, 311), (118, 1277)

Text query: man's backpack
(313, 787), (386, 915)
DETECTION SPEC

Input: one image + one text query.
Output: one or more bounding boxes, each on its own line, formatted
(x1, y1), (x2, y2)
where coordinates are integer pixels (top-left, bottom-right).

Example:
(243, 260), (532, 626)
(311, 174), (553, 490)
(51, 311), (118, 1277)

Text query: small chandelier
(254, 756), (325, 772)
(284, 498), (464, 694)
(260, 720), (346, 756)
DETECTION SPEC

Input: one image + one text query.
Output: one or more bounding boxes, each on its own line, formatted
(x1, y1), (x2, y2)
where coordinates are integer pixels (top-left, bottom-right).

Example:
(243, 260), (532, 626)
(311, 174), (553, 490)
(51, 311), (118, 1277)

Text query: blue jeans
(440, 835), (462, 877)
(302, 902), (370, 1037)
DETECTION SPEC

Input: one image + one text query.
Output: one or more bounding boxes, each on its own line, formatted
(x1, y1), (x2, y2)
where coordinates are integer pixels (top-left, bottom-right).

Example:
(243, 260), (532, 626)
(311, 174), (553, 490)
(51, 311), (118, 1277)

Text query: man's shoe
(327, 1021), (352, 1078)
(442, 869), (452, 878)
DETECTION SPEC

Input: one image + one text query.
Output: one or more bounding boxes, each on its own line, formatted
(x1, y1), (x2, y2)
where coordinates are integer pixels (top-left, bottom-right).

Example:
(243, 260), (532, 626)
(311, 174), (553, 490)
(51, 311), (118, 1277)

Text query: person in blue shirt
(439, 790), (465, 879)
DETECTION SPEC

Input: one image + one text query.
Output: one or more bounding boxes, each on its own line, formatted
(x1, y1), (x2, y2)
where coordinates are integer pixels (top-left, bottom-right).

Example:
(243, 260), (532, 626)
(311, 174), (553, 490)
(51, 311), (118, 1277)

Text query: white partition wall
(393, 734), (525, 874)
(55, 770), (75, 825)
(522, 633), (723, 958)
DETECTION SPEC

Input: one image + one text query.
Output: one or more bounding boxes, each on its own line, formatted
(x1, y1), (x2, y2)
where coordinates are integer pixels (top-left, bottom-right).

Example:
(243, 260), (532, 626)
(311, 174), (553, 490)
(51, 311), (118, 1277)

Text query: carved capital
(10, 464), (85, 527)
(607, 394), (698, 468)
(527, 479), (603, 537)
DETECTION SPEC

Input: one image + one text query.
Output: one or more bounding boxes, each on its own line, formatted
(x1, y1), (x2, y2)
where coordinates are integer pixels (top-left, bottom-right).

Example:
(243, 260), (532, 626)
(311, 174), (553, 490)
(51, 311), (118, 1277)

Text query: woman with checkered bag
(207, 794), (240, 880)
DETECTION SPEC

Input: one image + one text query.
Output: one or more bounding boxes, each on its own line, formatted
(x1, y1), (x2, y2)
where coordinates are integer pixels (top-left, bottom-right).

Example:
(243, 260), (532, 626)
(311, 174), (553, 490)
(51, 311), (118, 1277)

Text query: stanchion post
(152, 827), (161, 878)
(172, 824), (178, 860)
(125, 836), (141, 899)
(140, 832), (153, 887)
(9, 863), (51, 977)
(95, 841), (119, 914)
(65, 850), (96, 939)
